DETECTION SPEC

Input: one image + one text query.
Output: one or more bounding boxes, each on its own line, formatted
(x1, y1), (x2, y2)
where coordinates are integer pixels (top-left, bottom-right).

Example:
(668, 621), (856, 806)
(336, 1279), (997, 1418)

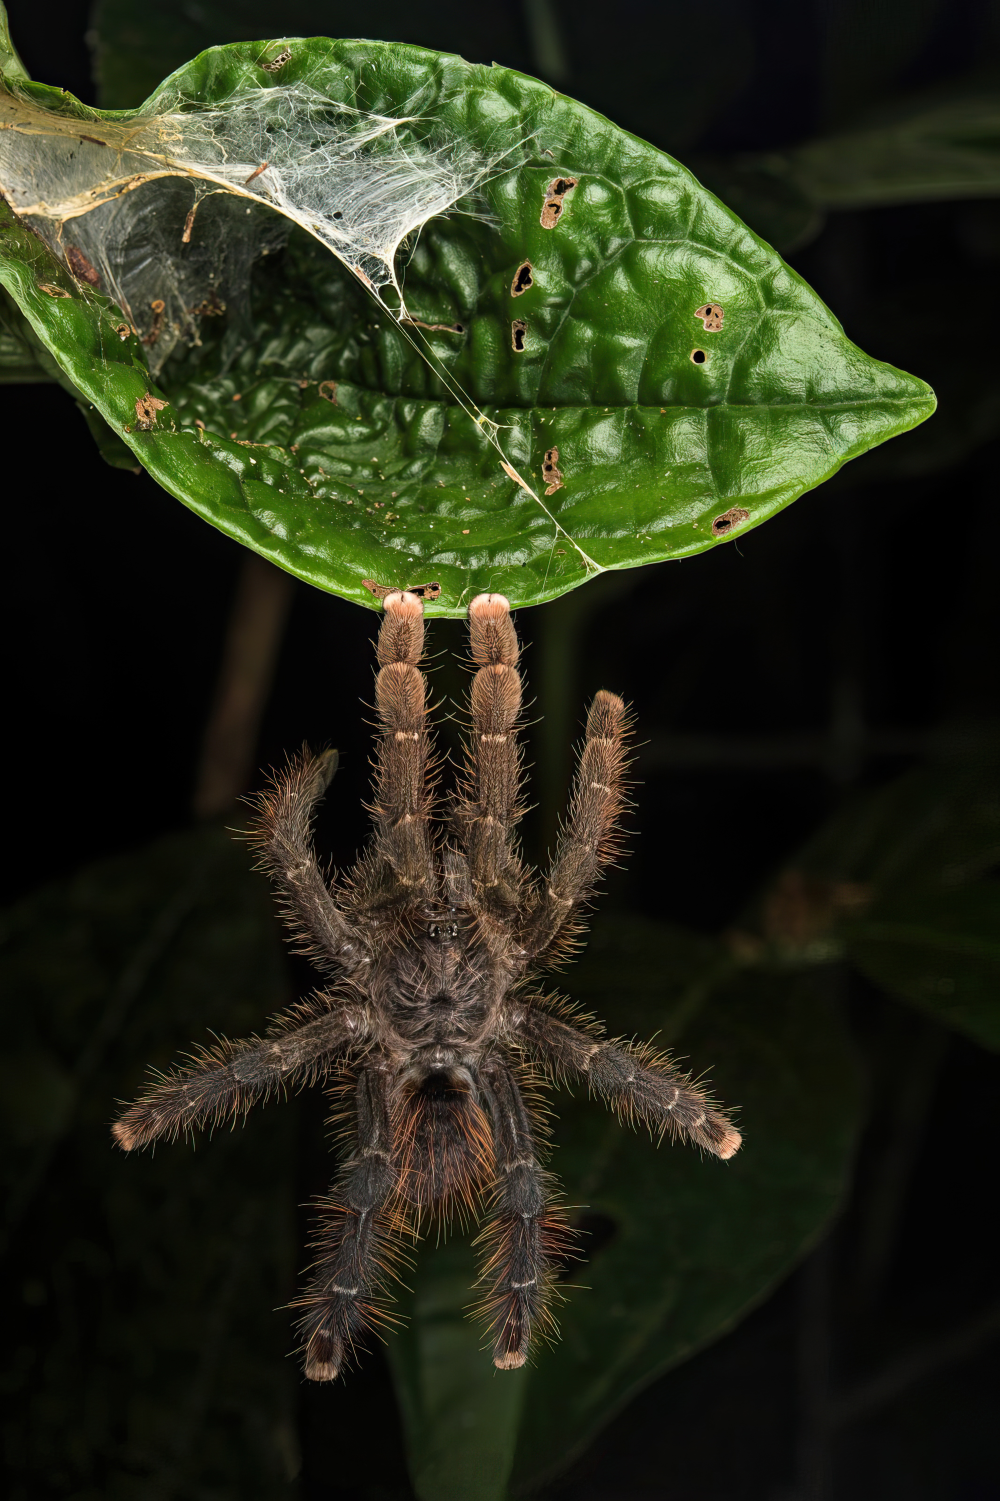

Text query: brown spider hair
(113, 591), (741, 1378)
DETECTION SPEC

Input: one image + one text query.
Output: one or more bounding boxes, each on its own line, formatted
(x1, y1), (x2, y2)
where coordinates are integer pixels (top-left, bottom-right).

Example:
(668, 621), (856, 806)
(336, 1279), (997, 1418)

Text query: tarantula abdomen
(393, 1065), (494, 1211)
(114, 589), (740, 1378)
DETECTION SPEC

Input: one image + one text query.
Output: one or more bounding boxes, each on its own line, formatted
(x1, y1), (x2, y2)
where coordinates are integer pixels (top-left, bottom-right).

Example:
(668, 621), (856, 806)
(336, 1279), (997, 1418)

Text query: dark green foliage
(0, 827), (299, 1500)
(791, 754), (1000, 1053)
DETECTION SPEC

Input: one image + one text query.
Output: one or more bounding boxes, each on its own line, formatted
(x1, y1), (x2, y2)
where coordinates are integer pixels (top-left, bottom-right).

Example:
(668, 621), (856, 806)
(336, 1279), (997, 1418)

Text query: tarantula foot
(304, 1330), (343, 1382)
(490, 1304), (531, 1371)
(111, 1105), (164, 1152)
(111, 1118), (138, 1151)
(382, 588), (423, 616)
(716, 1124), (743, 1160)
(494, 1346), (528, 1371)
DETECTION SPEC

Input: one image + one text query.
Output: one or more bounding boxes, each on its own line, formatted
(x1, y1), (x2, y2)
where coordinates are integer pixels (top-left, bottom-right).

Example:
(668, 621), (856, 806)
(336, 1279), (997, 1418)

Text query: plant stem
(193, 554), (295, 819)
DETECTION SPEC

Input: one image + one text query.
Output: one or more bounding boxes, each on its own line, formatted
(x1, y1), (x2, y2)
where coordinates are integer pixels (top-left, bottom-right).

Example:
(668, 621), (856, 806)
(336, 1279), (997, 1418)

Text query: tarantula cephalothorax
(113, 591), (741, 1378)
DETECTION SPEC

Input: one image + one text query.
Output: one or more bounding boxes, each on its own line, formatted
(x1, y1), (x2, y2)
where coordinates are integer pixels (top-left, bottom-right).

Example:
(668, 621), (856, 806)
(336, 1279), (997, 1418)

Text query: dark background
(3, 1), (999, 1497)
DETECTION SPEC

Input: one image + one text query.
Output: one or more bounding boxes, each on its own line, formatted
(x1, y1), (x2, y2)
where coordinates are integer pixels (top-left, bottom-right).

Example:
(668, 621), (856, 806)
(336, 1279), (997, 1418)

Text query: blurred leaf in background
(756, 750), (1000, 1055)
(0, 826), (300, 1500)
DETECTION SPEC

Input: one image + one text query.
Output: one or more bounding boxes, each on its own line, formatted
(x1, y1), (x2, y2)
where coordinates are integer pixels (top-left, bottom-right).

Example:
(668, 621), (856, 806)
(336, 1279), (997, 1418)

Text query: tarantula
(113, 591), (741, 1377)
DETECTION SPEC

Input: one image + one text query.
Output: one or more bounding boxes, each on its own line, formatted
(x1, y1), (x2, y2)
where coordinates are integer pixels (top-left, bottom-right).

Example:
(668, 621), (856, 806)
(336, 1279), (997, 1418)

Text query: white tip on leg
(717, 1126), (743, 1160)
(469, 592), (511, 617)
(383, 589), (423, 617)
(110, 1120), (136, 1151)
(494, 1348), (527, 1370)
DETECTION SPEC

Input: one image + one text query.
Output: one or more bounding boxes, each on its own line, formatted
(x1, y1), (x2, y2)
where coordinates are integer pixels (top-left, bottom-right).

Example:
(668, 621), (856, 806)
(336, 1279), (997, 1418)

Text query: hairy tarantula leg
(455, 593), (527, 908)
(297, 1062), (402, 1381)
(515, 1006), (742, 1159)
(476, 1060), (569, 1370)
(112, 1003), (370, 1151)
(356, 590), (435, 904)
(248, 748), (365, 972)
(520, 689), (632, 962)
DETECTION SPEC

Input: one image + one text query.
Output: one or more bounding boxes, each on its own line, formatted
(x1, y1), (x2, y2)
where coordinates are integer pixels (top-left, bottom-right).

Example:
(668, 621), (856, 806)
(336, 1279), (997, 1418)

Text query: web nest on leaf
(0, 73), (498, 370)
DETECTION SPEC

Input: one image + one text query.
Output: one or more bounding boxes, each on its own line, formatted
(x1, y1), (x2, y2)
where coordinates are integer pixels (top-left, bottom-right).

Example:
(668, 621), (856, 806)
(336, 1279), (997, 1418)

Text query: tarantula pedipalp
(113, 590), (741, 1378)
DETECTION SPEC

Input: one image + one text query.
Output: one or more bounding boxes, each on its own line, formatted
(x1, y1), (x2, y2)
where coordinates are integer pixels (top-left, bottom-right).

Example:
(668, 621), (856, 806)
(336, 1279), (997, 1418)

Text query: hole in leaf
(540, 175), (578, 229)
(260, 46), (292, 73)
(691, 348), (707, 365)
(511, 260), (534, 296)
(695, 302), (725, 331)
(511, 318), (528, 352)
(712, 506), (750, 537)
(542, 446), (564, 495)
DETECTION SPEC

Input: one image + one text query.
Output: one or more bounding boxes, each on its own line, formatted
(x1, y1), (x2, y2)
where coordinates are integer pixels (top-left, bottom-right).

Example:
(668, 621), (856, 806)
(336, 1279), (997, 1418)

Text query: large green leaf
(387, 917), (864, 1498)
(0, 826), (299, 1497)
(787, 92), (1000, 209)
(0, 14), (933, 615)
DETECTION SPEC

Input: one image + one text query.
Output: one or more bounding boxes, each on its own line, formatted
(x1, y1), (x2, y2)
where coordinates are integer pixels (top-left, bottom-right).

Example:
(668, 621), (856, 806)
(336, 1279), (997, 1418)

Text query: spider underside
(113, 590), (741, 1378)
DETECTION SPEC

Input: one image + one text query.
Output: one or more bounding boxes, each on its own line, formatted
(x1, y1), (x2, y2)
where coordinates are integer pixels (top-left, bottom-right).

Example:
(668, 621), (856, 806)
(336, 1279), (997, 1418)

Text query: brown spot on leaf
(511, 318), (528, 352)
(542, 446), (564, 496)
(511, 261), (534, 296)
(318, 380), (338, 404)
(65, 245), (100, 287)
(711, 506), (750, 538)
(695, 303), (725, 332)
(691, 348), (708, 365)
(363, 578), (442, 602)
(38, 283), (71, 299)
(260, 46), (292, 72)
(540, 176), (578, 229)
(115, 322), (131, 340)
(135, 393), (168, 431)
